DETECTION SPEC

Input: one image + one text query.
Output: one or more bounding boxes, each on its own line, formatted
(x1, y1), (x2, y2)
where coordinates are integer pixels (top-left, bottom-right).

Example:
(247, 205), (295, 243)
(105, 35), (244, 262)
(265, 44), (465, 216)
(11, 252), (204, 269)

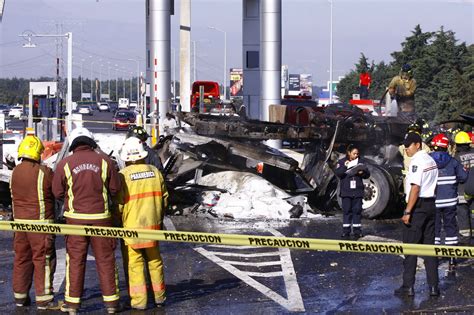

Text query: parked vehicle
(98, 102), (110, 112)
(0, 104), (10, 115)
(77, 105), (93, 116)
(118, 98), (130, 110)
(112, 110), (136, 131)
(129, 102), (138, 110)
(8, 105), (24, 119)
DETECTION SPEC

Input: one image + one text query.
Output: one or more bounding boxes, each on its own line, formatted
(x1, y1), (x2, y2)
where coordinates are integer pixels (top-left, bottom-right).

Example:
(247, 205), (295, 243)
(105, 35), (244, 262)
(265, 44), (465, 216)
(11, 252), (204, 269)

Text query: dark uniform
(398, 148), (439, 295)
(335, 157), (370, 237)
(454, 146), (474, 240)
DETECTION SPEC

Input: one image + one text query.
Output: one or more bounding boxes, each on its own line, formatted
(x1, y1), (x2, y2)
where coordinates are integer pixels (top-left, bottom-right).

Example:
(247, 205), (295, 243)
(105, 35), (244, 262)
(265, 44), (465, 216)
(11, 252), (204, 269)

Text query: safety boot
(394, 285), (415, 296)
(60, 303), (78, 315)
(448, 257), (457, 272)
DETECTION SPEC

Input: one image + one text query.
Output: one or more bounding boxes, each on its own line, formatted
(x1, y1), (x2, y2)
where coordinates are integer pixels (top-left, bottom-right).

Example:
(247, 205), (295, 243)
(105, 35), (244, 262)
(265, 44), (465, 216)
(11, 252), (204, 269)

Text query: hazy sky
(0, 0), (473, 85)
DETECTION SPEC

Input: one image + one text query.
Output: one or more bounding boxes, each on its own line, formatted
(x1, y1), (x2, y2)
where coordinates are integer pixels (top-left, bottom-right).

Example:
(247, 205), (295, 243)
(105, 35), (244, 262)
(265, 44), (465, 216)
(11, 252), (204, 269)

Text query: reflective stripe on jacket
(52, 145), (121, 222)
(116, 163), (168, 249)
(10, 160), (55, 221)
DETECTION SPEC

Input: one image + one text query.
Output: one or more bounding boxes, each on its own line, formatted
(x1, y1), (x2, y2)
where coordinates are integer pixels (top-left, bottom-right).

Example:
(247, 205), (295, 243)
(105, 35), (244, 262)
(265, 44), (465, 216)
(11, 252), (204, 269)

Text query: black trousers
(342, 197), (362, 233)
(402, 198), (439, 287)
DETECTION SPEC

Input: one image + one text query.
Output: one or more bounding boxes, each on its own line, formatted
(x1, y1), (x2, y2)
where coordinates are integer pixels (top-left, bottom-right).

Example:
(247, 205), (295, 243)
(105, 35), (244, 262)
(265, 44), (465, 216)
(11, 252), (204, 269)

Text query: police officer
(430, 133), (467, 270)
(11, 134), (57, 310)
(453, 131), (474, 242)
(335, 144), (370, 239)
(127, 126), (163, 171)
(52, 128), (122, 314)
(394, 132), (439, 297)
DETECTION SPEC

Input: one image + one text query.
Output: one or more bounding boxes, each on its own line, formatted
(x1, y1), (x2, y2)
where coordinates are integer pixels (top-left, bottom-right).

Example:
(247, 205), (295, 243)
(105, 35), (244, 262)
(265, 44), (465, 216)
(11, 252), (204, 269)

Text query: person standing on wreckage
(10, 134), (57, 310)
(52, 127), (122, 314)
(335, 144), (370, 240)
(115, 137), (168, 310)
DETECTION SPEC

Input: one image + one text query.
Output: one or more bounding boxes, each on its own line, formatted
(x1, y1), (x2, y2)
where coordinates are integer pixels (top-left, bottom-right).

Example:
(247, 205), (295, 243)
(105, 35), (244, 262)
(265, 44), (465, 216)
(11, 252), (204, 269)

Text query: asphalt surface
(2, 110), (473, 313)
(0, 214), (473, 314)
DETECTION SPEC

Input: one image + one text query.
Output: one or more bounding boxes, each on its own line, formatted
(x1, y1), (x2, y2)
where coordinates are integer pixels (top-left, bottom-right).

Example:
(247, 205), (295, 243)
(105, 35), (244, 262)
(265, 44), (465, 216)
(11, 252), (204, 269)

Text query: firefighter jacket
(10, 159), (55, 222)
(430, 151), (467, 208)
(52, 145), (121, 223)
(388, 75), (417, 112)
(454, 147), (474, 197)
(335, 157), (370, 198)
(116, 163), (168, 249)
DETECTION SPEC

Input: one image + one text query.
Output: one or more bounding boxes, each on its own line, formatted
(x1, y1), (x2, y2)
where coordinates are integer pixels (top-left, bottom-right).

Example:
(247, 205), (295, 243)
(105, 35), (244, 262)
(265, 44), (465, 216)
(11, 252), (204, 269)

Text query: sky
(0, 0), (473, 85)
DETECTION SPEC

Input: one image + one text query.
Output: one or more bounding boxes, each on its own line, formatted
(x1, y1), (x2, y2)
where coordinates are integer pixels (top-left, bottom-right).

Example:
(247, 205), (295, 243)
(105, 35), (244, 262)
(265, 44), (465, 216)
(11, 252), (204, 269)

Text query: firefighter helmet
(402, 63), (412, 72)
(68, 127), (96, 152)
(431, 133), (449, 149)
(119, 137), (148, 162)
(127, 126), (149, 142)
(468, 132), (474, 144)
(454, 131), (471, 145)
(18, 135), (44, 161)
(407, 123), (422, 134)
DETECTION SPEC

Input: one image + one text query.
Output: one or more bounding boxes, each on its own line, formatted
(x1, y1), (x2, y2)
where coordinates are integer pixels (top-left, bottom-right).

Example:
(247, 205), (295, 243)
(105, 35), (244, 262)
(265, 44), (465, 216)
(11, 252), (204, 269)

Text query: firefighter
(52, 127), (122, 314)
(10, 135), (57, 310)
(127, 126), (163, 171)
(335, 144), (370, 240)
(388, 63), (417, 121)
(399, 123), (430, 178)
(429, 133), (467, 271)
(116, 137), (168, 310)
(453, 131), (474, 242)
(394, 132), (439, 297)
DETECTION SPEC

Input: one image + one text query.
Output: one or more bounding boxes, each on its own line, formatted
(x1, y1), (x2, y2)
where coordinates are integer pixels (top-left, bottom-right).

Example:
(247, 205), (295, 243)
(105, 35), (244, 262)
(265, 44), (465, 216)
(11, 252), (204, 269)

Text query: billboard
(229, 68), (243, 97)
(300, 74), (312, 97)
(288, 74), (300, 96)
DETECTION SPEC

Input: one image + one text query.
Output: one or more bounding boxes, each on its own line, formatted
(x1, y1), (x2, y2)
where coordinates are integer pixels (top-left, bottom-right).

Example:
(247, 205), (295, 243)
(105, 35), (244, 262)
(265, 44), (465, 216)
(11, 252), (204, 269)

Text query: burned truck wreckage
(160, 109), (410, 219)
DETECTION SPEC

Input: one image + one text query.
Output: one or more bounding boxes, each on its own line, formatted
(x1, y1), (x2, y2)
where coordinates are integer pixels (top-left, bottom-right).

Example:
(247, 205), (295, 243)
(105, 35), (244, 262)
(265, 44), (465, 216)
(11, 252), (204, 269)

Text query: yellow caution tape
(0, 221), (472, 259)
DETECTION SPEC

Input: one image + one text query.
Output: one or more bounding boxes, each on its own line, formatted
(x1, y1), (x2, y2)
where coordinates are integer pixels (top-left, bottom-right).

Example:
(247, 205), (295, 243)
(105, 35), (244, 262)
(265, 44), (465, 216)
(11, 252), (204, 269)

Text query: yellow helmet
(18, 135), (44, 161)
(454, 131), (471, 145)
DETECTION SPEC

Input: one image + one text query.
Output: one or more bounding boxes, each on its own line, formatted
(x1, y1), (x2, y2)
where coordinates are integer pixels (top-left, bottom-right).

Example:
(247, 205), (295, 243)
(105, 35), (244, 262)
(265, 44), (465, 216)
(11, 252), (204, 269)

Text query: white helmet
(119, 137), (148, 162)
(68, 127), (95, 151)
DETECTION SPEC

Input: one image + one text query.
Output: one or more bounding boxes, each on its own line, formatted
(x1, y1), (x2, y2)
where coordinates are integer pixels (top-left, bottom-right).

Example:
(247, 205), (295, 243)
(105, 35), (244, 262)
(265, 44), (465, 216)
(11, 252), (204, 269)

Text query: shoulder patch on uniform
(412, 165), (418, 172)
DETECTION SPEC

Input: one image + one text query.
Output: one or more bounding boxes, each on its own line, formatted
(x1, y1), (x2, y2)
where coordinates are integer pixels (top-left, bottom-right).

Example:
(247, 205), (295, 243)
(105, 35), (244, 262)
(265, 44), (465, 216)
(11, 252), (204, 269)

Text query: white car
(129, 102), (138, 110)
(8, 106), (23, 119)
(77, 105), (93, 116)
(98, 102), (110, 112)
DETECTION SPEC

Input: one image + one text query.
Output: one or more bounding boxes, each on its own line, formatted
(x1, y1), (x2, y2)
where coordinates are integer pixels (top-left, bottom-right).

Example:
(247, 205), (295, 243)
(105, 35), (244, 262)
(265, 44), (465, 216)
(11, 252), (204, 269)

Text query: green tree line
(336, 25), (473, 123)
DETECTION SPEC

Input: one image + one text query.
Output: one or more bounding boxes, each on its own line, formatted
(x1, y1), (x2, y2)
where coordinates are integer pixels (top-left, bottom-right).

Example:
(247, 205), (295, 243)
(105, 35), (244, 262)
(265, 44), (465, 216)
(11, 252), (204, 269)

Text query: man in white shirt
(394, 132), (440, 297)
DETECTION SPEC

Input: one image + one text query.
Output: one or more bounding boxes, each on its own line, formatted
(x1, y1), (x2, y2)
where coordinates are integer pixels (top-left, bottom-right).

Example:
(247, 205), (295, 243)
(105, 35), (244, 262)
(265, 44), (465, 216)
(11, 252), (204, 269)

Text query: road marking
(163, 217), (305, 311)
(195, 228), (305, 312)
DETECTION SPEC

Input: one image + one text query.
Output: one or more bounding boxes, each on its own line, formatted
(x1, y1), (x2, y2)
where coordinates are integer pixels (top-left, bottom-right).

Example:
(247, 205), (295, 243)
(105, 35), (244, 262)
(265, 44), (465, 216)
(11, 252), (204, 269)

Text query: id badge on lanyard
(350, 179), (356, 189)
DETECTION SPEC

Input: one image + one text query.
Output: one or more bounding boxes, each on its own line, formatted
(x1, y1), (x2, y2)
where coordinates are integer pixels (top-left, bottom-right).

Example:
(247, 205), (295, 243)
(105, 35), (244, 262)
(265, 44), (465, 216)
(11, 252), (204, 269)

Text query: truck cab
(191, 81), (221, 112)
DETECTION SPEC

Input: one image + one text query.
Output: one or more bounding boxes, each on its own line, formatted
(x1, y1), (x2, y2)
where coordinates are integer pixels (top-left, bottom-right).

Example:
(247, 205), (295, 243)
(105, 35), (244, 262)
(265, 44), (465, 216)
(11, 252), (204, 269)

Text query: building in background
(317, 77), (343, 106)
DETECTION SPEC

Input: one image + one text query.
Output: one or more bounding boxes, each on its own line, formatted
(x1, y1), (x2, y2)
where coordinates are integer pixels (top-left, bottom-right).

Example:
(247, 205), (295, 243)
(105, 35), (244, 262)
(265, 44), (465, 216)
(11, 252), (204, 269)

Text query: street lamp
(107, 61), (111, 99)
(90, 57), (95, 102)
(127, 58), (140, 105)
(329, 0), (334, 104)
(99, 62), (104, 101)
(19, 31), (73, 133)
(115, 65), (119, 101)
(80, 59), (86, 101)
(208, 26), (227, 100)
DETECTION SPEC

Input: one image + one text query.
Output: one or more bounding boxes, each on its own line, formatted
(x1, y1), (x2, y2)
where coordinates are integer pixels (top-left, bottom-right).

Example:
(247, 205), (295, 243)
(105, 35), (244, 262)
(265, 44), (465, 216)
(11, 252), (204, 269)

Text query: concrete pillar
(242, 0), (261, 119)
(260, 0), (281, 122)
(149, 0), (171, 137)
(261, 0), (282, 148)
(180, 0), (191, 112)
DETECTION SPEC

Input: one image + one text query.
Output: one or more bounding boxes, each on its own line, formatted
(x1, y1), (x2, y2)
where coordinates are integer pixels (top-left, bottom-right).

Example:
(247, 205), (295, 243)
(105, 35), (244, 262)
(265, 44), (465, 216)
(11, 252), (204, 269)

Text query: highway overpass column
(180, 0), (191, 112)
(242, 0), (261, 119)
(261, 0), (282, 148)
(149, 0), (171, 139)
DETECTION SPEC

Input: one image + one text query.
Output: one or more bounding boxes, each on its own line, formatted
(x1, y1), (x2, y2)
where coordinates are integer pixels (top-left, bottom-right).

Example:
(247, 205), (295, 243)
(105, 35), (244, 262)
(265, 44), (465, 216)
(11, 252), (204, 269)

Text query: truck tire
(361, 164), (393, 219)
(337, 164), (393, 219)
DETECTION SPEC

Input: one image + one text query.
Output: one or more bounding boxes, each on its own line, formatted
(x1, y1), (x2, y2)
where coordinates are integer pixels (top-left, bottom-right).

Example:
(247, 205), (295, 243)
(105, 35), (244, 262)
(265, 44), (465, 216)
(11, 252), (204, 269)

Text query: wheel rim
(363, 178), (379, 209)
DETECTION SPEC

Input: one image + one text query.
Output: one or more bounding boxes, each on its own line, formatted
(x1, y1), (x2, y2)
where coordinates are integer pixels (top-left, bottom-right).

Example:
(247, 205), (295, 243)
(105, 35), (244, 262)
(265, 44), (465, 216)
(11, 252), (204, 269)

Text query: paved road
(0, 214), (472, 314)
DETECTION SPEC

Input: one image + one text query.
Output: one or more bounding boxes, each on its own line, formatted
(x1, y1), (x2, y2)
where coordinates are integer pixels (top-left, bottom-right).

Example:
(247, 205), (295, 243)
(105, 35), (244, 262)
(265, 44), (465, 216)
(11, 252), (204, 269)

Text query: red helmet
(468, 132), (474, 144)
(431, 133), (449, 149)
